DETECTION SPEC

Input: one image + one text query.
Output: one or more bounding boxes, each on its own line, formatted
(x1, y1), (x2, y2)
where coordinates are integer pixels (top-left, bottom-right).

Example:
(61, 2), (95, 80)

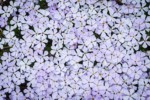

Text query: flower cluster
(0, 0), (150, 99)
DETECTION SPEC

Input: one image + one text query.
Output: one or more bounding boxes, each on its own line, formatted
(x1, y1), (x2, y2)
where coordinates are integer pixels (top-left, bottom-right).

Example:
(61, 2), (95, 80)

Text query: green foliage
(14, 27), (23, 39)
(39, 0), (48, 9)
(44, 39), (53, 55)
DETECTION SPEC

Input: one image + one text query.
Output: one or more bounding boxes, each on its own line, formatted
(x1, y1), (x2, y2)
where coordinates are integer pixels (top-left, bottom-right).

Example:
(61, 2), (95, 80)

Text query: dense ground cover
(0, 0), (150, 99)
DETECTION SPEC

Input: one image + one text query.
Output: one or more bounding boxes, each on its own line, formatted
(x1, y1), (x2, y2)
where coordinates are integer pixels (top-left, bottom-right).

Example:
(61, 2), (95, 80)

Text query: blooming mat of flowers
(0, 0), (150, 100)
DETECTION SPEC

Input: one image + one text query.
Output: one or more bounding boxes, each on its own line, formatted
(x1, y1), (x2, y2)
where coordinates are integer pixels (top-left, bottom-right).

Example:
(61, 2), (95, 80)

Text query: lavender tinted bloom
(10, 87), (25, 100)
(0, 17), (7, 27)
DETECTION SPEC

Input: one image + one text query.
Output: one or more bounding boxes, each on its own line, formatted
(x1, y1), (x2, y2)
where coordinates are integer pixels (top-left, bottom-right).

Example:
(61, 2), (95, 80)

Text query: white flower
(54, 11), (62, 20)
(76, 11), (88, 21)
(68, 56), (82, 70)
(85, 18), (97, 31)
(12, 71), (25, 85)
(17, 58), (31, 72)
(113, 33), (126, 47)
(123, 89), (138, 100)
(0, 91), (6, 100)
(9, 1), (18, 12)
(10, 17), (22, 28)
(3, 82), (14, 93)
(102, 0), (113, 15)
(58, 0), (70, 10)
(10, 87), (25, 100)
(96, 17), (111, 35)
(139, 33), (150, 48)
(38, 9), (50, 16)
(0, 6), (13, 17)
(24, 87), (35, 99)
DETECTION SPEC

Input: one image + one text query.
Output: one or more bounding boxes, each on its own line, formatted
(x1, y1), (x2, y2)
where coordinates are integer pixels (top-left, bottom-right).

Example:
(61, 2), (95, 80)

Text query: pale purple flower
(0, 17), (7, 27)
(133, 18), (146, 31)
(122, 89), (137, 100)
(10, 87), (25, 100)
(139, 33), (150, 48)
(0, 6), (13, 17)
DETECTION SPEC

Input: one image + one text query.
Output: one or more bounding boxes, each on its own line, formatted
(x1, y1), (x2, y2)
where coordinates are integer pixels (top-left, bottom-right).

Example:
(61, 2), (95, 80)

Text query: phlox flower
(121, 4), (135, 14)
(3, 82), (15, 93)
(53, 10), (62, 20)
(0, 6), (13, 18)
(102, 0), (113, 15)
(139, 33), (150, 48)
(122, 89), (137, 100)
(10, 87), (25, 100)
(85, 18), (97, 31)
(24, 87), (35, 99)
(82, 53), (95, 68)
(17, 58), (31, 72)
(112, 33), (126, 47)
(96, 17), (110, 35)
(10, 17), (22, 28)
(133, 17), (146, 31)
(12, 71), (25, 85)
(9, 1), (18, 12)
(75, 11), (88, 21)
(0, 17), (7, 27)
(0, 91), (6, 100)
(68, 56), (82, 70)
